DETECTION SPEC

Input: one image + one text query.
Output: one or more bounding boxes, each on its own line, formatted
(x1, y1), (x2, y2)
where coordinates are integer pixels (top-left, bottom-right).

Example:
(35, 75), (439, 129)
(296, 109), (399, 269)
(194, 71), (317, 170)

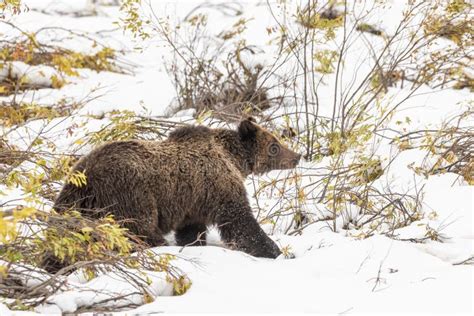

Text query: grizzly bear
(54, 118), (301, 258)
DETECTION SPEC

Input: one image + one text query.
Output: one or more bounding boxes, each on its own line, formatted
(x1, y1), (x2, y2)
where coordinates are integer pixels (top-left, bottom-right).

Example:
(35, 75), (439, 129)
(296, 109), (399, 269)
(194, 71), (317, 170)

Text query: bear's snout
(276, 148), (302, 170)
(293, 153), (302, 165)
(289, 152), (302, 168)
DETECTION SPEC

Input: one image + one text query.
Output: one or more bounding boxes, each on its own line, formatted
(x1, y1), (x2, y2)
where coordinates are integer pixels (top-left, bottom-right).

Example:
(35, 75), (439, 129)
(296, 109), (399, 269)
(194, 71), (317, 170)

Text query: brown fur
(54, 118), (301, 258)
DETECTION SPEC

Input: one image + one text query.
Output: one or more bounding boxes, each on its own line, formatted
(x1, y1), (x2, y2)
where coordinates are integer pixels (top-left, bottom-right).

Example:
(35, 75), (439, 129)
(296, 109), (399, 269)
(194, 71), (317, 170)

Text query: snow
(125, 234), (473, 314)
(423, 173), (473, 239)
(37, 270), (173, 314)
(1, 0), (473, 314)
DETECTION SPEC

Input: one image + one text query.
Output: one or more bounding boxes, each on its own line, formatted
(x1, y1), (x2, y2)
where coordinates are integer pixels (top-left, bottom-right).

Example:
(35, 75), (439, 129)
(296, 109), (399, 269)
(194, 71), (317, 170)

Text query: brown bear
(54, 118), (301, 258)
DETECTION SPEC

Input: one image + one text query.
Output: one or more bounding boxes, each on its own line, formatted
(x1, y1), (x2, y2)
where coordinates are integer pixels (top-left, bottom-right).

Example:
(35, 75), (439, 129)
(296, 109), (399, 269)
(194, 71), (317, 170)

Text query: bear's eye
(268, 143), (280, 156)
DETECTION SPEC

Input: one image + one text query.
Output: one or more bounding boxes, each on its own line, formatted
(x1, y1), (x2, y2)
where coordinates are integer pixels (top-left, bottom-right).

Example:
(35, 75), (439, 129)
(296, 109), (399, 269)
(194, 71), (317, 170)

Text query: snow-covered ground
(1, 0), (473, 314)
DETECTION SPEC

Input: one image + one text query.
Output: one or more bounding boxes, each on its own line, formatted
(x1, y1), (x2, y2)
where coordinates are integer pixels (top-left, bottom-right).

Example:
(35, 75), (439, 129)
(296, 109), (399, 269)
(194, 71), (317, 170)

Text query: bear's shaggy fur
(54, 118), (301, 258)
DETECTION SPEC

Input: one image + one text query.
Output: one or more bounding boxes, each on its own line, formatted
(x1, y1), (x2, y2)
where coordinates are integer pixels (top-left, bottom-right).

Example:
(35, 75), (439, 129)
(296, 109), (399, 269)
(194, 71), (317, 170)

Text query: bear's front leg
(215, 202), (281, 258)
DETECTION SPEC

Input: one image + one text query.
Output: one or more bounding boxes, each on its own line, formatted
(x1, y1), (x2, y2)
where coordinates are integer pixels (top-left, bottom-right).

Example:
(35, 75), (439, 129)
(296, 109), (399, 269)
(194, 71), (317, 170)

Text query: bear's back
(74, 130), (241, 184)
(167, 125), (213, 142)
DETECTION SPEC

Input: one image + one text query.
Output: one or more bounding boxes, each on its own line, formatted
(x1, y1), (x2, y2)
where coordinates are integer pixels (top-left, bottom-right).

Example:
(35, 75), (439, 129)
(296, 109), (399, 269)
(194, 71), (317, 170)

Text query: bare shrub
(394, 106), (473, 184)
(147, 5), (279, 121)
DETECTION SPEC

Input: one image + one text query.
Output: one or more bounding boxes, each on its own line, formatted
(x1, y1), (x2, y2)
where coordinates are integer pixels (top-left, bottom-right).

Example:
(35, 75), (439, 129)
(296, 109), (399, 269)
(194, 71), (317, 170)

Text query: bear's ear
(238, 118), (258, 141)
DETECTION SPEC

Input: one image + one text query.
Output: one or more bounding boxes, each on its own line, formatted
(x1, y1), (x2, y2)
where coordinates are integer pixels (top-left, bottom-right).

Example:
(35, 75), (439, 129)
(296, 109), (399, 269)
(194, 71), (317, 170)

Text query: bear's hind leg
(144, 234), (168, 247)
(175, 223), (207, 246)
(123, 221), (168, 247)
(120, 207), (168, 247)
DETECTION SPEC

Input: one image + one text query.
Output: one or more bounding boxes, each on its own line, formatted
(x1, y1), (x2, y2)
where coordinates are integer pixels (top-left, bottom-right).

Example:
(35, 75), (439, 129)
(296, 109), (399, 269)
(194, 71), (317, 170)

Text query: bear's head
(238, 117), (301, 175)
